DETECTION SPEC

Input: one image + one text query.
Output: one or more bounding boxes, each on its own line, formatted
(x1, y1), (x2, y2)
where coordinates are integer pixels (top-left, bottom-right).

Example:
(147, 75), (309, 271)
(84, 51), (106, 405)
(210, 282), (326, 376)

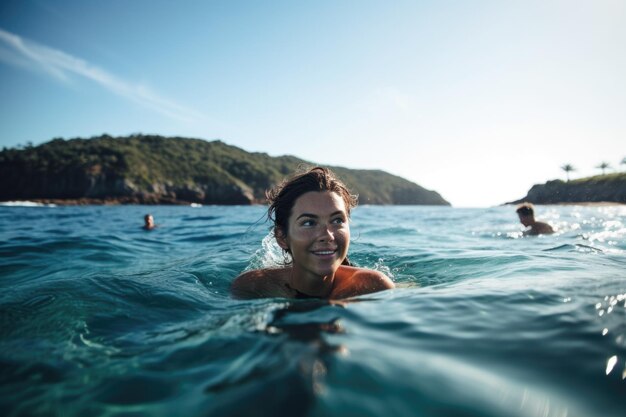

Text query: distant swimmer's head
(144, 214), (155, 230)
(516, 202), (535, 226)
(266, 166), (357, 266)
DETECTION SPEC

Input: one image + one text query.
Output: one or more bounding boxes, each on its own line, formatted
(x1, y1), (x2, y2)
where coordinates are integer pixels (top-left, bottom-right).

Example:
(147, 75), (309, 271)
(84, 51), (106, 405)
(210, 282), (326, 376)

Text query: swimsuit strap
(285, 283), (321, 299)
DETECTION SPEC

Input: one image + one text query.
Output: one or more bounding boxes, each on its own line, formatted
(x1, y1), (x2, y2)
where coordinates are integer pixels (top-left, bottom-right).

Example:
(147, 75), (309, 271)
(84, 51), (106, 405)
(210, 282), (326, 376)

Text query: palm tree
(596, 161), (611, 175)
(560, 164), (575, 181)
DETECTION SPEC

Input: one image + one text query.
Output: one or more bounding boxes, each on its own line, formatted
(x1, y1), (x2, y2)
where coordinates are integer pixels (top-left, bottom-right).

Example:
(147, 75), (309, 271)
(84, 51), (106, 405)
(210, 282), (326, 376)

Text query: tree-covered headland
(0, 134), (450, 206)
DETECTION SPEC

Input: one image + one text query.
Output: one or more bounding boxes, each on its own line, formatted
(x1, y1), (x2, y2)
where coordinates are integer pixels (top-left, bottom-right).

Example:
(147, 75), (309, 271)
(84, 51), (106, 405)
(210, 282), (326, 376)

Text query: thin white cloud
(0, 27), (202, 123)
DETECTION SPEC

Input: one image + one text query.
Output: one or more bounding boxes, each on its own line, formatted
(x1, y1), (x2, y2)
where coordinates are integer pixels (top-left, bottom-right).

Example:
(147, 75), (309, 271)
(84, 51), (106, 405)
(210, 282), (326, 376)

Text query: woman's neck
(287, 267), (334, 298)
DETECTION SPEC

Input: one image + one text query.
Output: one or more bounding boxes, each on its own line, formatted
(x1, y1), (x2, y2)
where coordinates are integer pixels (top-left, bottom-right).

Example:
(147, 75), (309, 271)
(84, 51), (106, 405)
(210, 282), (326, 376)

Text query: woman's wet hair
(267, 166), (357, 232)
(266, 166), (357, 265)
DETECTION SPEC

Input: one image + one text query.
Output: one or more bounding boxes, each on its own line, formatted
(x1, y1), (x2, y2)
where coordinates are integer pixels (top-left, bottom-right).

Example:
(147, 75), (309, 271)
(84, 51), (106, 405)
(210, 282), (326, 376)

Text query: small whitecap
(605, 356), (618, 375)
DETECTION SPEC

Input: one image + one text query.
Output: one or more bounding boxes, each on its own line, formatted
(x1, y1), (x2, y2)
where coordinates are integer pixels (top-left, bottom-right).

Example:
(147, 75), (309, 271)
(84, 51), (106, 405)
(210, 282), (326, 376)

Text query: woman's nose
(318, 224), (335, 241)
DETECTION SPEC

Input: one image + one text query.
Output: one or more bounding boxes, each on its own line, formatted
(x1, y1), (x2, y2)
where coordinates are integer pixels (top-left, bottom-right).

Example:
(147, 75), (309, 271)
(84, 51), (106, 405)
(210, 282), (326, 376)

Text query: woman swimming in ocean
(231, 166), (395, 299)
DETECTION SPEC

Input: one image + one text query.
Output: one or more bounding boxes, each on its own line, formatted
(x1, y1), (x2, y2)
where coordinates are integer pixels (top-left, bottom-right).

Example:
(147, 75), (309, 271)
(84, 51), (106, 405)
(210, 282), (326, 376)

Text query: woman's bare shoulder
(231, 268), (290, 299)
(332, 266), (395, 299)
(354, 268), (395, 290)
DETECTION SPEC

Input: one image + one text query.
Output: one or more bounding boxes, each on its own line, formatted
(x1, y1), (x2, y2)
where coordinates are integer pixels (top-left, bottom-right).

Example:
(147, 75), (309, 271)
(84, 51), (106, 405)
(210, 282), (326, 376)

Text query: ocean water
(0, 203), (624, 417)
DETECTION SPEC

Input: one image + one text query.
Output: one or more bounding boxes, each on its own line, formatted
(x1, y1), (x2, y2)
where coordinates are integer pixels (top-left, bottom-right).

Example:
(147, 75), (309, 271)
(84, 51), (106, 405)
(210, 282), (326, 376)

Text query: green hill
(0, 134), (450, 206)
(508, 173), (626, 205)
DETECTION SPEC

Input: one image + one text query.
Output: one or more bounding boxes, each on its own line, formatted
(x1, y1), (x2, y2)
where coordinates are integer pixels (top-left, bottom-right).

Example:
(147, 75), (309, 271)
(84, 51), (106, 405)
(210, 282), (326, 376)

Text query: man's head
(516, 203), (535, 227)
(144, 214), (155, 229)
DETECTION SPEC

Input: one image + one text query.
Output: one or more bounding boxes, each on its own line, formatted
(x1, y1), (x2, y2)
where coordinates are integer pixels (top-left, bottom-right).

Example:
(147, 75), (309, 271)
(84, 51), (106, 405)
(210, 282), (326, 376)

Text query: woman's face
(277, 191), (350, 279)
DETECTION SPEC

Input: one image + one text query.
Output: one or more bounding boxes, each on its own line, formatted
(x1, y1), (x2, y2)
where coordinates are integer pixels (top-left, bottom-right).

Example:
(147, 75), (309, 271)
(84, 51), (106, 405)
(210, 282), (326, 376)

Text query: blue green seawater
(0, 204), (624, 417)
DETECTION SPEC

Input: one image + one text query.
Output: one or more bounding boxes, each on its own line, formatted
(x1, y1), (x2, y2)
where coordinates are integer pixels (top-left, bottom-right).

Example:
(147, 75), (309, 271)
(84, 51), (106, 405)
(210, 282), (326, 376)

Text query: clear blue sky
(1, 0), (624, 207)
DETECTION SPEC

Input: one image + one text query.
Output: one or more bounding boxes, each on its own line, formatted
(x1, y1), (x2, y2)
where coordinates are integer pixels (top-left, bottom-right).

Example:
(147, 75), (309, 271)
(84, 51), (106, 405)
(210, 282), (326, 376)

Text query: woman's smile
(312, 249), (336, 256)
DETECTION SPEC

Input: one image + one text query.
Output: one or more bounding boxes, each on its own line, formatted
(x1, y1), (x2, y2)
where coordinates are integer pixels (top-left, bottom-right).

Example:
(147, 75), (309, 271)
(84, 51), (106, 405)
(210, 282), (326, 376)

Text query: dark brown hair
(267, 166), (358, 234)
(516, 202), (535, 216)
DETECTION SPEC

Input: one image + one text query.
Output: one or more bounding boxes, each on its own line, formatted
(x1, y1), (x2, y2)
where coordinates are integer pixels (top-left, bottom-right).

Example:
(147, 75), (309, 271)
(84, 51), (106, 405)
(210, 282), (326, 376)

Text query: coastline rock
(507, 173), (626, 205)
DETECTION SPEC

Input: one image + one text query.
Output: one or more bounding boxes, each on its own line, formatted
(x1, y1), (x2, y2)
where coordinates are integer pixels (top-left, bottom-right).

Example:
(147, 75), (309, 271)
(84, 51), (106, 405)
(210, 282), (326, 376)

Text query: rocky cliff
(507, 173), (626, 205)
(0, 134), (450, 206)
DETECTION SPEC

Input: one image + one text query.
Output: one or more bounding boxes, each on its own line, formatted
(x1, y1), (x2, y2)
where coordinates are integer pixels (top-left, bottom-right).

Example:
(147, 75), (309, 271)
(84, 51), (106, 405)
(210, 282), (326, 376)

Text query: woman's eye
(301, 220), (315, 227)
(332, 217), (345, 225)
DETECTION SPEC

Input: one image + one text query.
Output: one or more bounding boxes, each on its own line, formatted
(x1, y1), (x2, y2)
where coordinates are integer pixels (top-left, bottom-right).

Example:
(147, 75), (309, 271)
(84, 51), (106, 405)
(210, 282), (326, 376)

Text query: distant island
(0, 134), (450, 206)
(507, 173), (626, 205)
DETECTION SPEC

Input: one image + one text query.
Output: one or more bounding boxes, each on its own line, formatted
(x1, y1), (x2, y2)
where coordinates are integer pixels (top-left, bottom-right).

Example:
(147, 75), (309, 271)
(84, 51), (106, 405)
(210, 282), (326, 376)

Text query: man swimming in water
(231, 167), (395, 300)
(143, 214), (156, 230)
(516, 203), (554, 235)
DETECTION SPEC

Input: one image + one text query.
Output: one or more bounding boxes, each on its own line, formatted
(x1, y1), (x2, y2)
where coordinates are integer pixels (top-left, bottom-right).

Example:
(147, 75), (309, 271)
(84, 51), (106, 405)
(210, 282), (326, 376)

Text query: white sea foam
(0, 201), (56, 207)
(247, 232), (289, 270)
